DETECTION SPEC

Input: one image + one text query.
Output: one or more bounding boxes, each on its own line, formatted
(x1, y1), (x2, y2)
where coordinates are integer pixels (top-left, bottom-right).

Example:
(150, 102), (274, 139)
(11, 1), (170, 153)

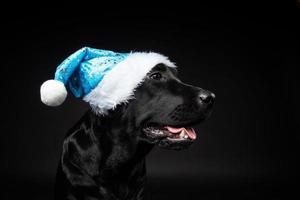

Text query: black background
(2, 1), (299, 200)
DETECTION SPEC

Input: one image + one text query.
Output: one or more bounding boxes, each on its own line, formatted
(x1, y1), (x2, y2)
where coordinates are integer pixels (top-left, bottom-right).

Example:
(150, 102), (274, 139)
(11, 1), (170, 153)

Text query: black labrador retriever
(55, 63), (215, 200)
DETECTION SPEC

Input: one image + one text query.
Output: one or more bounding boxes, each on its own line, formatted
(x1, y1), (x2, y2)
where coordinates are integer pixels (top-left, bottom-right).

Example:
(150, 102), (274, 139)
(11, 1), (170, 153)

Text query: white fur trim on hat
(83, 52), (176, 115)
(40, 79), (67, 106)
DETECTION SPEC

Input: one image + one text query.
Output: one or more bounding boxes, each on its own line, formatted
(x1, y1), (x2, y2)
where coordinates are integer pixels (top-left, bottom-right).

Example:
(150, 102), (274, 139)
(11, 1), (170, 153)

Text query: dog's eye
(149, 72), (162, 80)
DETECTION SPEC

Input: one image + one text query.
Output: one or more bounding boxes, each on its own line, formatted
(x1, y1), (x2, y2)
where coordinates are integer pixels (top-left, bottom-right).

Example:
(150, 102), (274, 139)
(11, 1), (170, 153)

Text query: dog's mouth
(142, 125), (197, 142)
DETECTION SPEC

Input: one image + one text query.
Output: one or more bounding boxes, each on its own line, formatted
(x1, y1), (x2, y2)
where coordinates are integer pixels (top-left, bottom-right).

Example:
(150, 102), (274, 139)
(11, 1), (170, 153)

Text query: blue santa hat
(40, 47), (176, 115)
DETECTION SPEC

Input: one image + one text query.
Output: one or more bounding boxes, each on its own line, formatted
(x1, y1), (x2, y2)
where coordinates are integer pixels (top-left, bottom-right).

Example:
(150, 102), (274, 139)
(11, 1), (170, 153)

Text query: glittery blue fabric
(54, 47), (128, 98)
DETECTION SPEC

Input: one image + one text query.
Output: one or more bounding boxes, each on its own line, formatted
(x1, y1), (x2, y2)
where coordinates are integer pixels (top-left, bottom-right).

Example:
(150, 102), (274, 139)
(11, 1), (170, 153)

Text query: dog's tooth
(179, 130), (185, 138)
(184, 135), (188, 139)
(153, 129), (163, 135)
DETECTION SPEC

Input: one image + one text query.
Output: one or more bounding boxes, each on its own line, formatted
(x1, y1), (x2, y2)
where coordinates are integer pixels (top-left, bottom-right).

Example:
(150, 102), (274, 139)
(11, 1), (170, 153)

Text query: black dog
(55, 63), (215, 200)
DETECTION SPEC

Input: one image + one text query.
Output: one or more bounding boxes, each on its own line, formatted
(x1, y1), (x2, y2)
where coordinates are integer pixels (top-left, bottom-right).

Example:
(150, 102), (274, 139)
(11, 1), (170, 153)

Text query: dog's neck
(86, 109), (154, 171)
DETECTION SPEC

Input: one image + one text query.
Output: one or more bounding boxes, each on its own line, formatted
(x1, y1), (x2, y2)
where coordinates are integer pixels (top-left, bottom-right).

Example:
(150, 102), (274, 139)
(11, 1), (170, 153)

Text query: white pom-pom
(40, 80), (67, 106)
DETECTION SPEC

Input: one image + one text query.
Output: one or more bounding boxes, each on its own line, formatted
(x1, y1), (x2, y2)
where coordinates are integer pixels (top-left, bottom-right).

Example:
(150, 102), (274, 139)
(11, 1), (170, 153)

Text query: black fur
(55, 64), (215, 200)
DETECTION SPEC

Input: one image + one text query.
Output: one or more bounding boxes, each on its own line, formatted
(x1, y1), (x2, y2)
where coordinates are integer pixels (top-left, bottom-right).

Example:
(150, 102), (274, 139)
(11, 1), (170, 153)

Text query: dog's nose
(199, 91), (215, 105)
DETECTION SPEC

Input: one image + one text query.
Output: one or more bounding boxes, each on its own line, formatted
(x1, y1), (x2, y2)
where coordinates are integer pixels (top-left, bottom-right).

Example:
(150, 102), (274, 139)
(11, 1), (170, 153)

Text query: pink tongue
(165, 126), (197, 140)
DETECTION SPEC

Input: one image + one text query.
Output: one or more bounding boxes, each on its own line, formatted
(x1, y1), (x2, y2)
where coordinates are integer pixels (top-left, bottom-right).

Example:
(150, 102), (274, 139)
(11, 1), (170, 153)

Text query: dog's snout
(198, 91), (215, 105)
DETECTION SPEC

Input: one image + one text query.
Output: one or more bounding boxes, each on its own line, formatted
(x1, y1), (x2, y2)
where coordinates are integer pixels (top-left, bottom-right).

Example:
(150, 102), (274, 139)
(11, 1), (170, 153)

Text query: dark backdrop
(2, 2), (299, 200)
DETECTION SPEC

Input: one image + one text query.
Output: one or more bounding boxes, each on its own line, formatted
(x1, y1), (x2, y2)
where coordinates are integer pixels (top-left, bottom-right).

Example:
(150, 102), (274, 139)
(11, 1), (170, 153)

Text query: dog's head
(121, 63), (215, 150)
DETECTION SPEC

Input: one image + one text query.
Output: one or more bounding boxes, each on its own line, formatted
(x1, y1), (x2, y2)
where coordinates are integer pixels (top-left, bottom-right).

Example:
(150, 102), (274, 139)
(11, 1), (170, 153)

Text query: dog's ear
(120, 102), (130, 113)
(105, 103), (130, 119)
(61, 133), (99, 188)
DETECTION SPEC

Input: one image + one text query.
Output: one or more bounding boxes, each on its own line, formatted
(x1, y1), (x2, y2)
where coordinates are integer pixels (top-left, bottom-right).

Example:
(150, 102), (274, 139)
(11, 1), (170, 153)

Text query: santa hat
(40, 47), (176, 115)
